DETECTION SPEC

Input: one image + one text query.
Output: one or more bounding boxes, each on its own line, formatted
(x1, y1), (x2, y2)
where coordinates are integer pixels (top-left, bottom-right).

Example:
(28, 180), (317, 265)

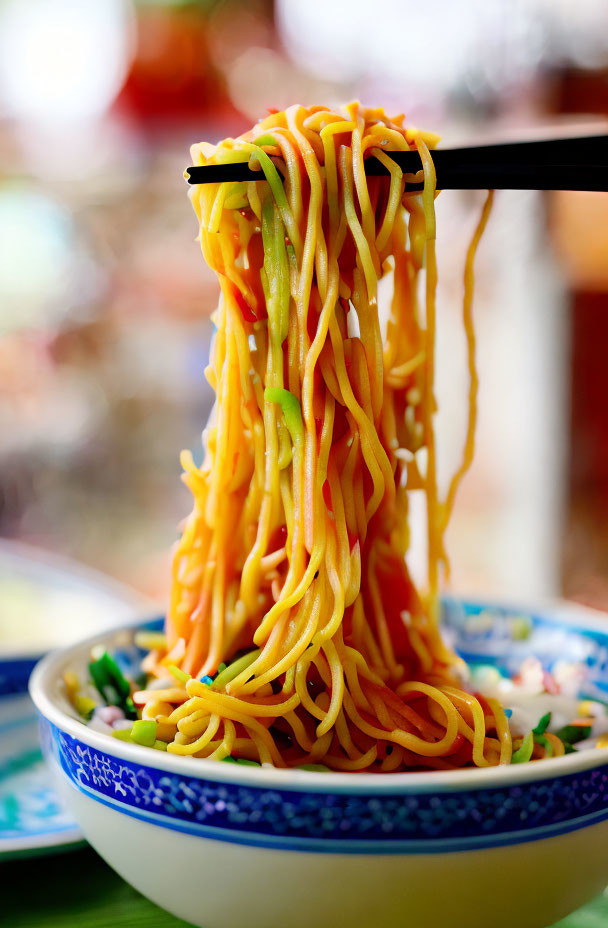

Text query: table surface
(2, 847), (608, 928)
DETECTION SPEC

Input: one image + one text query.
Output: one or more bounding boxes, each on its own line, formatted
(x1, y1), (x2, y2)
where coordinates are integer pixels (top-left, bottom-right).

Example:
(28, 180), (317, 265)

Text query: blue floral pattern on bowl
(43, 722), (608, 855)
(443, 597), (608, 698)
(38, 601), (608, 855)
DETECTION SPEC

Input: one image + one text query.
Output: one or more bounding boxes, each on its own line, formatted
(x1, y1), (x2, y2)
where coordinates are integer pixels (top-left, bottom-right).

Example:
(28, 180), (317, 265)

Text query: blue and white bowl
(29, 598), (608, 928)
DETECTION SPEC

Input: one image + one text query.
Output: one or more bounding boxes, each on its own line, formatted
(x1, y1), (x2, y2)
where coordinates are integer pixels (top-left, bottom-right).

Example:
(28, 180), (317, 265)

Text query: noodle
(146, 102), (508, 771)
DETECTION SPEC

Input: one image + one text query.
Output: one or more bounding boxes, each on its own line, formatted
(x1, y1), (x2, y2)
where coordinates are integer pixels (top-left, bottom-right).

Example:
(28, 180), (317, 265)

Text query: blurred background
(1, 0), (608, 610)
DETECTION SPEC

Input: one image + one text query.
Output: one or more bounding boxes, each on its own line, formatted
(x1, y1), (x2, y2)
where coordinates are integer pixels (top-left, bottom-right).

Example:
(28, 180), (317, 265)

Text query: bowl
(29, 598), (608, 928)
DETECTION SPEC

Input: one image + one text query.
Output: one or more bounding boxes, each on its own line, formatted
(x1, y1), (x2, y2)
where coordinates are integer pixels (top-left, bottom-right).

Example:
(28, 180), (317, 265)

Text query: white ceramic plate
(0, 540), (157, 859)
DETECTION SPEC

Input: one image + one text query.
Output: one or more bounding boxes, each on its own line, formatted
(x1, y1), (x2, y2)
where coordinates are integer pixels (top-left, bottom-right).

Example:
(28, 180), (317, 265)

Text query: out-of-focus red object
(115, 4), (237, 126)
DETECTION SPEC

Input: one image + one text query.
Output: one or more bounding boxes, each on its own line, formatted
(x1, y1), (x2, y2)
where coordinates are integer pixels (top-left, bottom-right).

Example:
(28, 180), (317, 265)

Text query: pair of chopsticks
(185, 135), (608, 192)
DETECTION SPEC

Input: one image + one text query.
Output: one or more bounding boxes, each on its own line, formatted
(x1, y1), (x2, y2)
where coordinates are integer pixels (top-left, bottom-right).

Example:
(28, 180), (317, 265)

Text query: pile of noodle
(136, 103), (540, 771)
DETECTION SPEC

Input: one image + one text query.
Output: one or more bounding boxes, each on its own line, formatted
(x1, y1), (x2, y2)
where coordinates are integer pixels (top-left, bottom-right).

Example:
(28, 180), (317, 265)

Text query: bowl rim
(29, 594), (608, 795)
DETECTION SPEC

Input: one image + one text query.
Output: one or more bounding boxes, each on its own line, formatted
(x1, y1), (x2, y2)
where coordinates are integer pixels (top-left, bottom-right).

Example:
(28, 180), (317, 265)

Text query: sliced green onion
(533, 712), (552, 736)
(99, 653), (131, 699)
(531, 712), (554, 756)
(168, 664), (191, 684)
(250, 146), (289, 215)
(555, 724), (592, 745)
(264, 387), (303, 444)
(221, 756), (260, 766)
(131, 720), (158, 747)
(254, 134), (279, 147)
(124, 696), (138, 721)
(534, 734), (553, 757)
(212, 650), (260, 690)
(298, 763), (331, 772)
(261, 199), (289, 345)
(89, 649), (138, 719)
(74, 696), (97, 719)
(511, 731), (534, 764)
(152, 740), (168, 752)
(112, 729), (132, 742)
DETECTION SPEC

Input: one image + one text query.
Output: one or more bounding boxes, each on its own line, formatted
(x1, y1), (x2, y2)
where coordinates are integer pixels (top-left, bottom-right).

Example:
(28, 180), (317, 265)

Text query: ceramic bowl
(29, 598), (608, 928)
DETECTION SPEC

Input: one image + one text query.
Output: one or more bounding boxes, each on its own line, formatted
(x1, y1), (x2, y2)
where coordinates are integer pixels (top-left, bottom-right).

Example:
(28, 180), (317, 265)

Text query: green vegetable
(254, 134), (279, 147)
(130, 720), (158, 747)
(74, 695), (97, 719)
(152, 740), (168, 752)
(216, 663), (227, 675)
(251, 146), (289, 216)
(89, 650), (137, 718)
(98, 652), (131, 699)
(532, 712), (552, 736)
(534, 734), (553, 757)
(168, 664), (191, 684)
(212, 650), (260, 690)
(261, 198), (290, 344)
(298, 764), (331, 772)
(111, 729), (132, 742)
(555, 724), (592, 746)
(221, 756), (260, 766)
(511, 731), (534, 764)
(264, 387), (303, 444)
(531, 712), (554, 757)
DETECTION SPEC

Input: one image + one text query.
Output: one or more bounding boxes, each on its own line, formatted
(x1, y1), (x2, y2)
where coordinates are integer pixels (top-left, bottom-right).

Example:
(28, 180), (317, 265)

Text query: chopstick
(185, 134), (608, 192)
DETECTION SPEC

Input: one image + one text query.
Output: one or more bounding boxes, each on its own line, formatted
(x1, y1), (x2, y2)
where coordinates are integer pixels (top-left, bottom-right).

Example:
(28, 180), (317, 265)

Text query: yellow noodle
(160, 103), (511, 771)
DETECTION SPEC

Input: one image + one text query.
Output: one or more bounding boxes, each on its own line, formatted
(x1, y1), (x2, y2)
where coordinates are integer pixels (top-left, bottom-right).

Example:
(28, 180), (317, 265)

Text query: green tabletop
(2, 846), (607, 928)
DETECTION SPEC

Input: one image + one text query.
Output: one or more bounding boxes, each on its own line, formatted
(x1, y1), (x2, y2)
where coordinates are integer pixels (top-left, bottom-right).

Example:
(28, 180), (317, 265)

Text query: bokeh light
(0, 0), (134, 125)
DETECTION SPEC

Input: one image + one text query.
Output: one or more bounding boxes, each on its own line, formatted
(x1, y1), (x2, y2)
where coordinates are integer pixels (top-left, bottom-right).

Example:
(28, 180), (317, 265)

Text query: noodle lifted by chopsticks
(141, 103), (506, 771)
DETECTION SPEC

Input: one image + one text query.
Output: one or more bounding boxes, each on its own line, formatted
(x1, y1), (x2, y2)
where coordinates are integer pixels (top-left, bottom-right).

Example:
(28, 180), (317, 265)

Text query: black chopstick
(185, 134), (608, 192)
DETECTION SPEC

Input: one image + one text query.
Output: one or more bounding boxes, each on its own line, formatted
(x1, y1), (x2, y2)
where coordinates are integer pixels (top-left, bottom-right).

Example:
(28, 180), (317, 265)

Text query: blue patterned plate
(0, 541), (154, 859)
(0, 693), (83, 859)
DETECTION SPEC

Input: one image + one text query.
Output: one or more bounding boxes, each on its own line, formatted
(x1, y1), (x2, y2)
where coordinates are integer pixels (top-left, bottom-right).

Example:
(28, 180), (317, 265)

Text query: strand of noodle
(284, 710), (316, 751)
(340, 145), (378, 304)
(442, 190), (494, 533)
(544, 733), (565, 757)
(486, 696), (513, 764)
(236, 590), (322, 693)
(316, 640), (344, 736)
(343, 690), (459, 756)
(208, 719), (236, 760)
(415, 135), (440, 617)
(438, 685), (491, 767)
(168, 714), (221, 756)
